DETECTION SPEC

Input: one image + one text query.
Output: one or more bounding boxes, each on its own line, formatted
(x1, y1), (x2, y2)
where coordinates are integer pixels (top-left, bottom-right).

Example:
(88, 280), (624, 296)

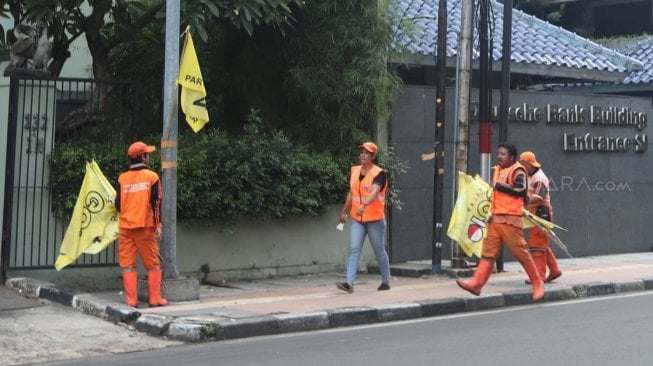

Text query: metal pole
(453, 0), (473, 269)
(161, 0), (180, 279)
(433, 0), (447, 274)
(499, 0), (512, 142)
(479, 0), (492, 183)
(495, 0), (512, 273)
(1, 78), (19, 284)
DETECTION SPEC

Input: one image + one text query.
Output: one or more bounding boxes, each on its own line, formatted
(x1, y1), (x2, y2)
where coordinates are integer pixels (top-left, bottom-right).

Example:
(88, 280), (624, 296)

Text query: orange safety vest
(118, 169), (162, 229)
(490, 162), (526, 216)
(349, 165), (387, 222)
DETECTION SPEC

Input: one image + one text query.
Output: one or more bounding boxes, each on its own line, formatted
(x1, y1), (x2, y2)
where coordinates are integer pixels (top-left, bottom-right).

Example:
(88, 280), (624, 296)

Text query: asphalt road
(36, 291), (653, 366)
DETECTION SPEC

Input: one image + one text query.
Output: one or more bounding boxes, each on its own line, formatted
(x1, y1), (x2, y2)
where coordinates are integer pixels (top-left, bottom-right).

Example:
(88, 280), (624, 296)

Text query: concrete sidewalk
(5, 252), (653, 343)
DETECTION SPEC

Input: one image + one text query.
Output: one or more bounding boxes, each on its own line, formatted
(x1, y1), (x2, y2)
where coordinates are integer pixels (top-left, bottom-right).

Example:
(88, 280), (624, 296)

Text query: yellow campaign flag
(522, 208), (571, 258)
(177, 26), (209, 132)
(446, 172), (492, 257)
(54, 160), (119, 271)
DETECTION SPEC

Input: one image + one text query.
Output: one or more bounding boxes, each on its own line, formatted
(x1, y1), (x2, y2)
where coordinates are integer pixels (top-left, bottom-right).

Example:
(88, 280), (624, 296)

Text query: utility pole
(432, 0), (447, 274)
(479, 0), (497, 271)
(159, 1), (199, 302)
(161, 0), (180, 280)
(479, 0), (492, 183)
(496, 0), (513, 273)
(452, 0), (473, 269)
(499, 0), (512, 143)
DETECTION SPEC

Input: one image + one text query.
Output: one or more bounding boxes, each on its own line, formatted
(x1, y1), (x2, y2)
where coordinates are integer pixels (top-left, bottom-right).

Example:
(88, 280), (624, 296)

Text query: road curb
(39, 285), (76, 306)
(328, 306), (379, 328)
(373, 302), (422, 322)
(73, 293), (112, 318)
(166, 322), (206, 342)
(134, 314), (173, 336)
(273, 311), (331, 333)
(5, 277), (652, 343)
(5, 277), (52, 298)
(417, 297), (466, 317)
(214, 316), (281, 340)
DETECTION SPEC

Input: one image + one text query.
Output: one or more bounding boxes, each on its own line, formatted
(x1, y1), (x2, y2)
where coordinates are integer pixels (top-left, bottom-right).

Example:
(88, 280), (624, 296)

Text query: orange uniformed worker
(520, 151), (562, 283)
(115, 141), (167, 308)
(456, 143), (545, 302)
(336, 141), (391, 293)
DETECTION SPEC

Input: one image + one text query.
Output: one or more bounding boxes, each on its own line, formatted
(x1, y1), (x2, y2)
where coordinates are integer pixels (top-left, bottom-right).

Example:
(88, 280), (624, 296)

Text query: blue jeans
(346, 219), (391, 285)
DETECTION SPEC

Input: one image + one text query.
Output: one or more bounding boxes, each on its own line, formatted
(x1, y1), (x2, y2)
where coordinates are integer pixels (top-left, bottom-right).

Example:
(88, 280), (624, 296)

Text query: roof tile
(393, 0), (643, 76)
(619, 36), (653, 84)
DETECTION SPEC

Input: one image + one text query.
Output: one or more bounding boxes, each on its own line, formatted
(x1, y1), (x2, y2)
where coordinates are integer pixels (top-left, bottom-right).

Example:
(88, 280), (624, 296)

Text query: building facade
(390, 86), (651, 262)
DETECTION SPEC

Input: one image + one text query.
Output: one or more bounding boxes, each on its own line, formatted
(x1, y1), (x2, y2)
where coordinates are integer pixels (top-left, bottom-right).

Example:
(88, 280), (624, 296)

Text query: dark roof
(619, 36), (653, 84)
(392, 0), (643, 82)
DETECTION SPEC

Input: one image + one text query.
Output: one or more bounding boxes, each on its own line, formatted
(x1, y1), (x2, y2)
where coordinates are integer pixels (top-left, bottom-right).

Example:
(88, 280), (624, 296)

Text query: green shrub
(47, 141), (138, 219)
(48, 111), (345, 228)
(176, 112), (344, 227)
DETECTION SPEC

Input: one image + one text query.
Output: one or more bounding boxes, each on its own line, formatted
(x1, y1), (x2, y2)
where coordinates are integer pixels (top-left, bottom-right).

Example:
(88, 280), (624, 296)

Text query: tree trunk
(57, 7), (114, 135)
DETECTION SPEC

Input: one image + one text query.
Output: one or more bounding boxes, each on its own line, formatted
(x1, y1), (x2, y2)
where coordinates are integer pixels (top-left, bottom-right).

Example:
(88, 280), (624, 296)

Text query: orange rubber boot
(456, 259), (493, 296)
(525, 251), (547, 285)
(522, 259), (545, 301)
(545, 248), (562, 282)
(122, 270), (139, 308)
(532, 251), (547, 281)
(147, 270), (168, 307)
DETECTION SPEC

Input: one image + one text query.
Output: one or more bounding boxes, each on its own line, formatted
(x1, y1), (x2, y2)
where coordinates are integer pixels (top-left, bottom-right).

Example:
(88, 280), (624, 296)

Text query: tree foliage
(0, 0), (301, 77)
(202, 0), (402, 157)
(282, 1), (401, 155)
(14, 0), (410, 223)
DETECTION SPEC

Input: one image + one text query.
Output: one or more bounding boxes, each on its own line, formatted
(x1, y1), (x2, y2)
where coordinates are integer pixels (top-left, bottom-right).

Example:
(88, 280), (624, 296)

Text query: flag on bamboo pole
(522, 209), (571, 258)
(54, 160), (118, 271)
(447, 171), (569, 258)
(446, 172), (492, 257)
(177, 26), (209, 132)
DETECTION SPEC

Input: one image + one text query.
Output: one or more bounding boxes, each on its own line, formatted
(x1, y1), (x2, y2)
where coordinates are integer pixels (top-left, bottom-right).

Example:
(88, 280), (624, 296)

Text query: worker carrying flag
(447, 171), (570, 259)
(54, 160), (118, 270)
(177, 25), (209, 132)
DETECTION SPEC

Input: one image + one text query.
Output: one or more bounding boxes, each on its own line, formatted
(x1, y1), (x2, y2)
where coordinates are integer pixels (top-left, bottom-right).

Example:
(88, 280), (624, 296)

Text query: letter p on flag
(178, 26), (209, 132)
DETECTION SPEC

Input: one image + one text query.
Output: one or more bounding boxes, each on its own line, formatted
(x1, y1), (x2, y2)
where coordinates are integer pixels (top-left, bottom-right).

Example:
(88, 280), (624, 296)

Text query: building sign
(470, 102), (648, 153)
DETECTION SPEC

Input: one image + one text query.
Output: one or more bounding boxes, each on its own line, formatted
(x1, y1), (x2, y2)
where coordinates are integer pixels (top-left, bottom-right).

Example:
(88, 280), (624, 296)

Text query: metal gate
(1, 76), (138, 279)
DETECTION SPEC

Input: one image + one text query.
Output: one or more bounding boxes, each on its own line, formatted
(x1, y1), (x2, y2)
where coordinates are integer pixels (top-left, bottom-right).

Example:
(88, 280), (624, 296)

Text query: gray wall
(390, 85), (653, 262)
(8, 205), (378, 288)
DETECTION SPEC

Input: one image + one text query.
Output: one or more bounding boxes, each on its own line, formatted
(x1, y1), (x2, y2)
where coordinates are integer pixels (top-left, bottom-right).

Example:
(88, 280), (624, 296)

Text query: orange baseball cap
(127, 141), (156, 158)
(520, 151), (541, 168)
(359, 142), (378, 154)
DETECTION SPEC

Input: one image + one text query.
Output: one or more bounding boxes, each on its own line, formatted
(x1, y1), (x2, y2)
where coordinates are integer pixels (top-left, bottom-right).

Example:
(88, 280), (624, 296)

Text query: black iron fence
(2, 76), (138, 276)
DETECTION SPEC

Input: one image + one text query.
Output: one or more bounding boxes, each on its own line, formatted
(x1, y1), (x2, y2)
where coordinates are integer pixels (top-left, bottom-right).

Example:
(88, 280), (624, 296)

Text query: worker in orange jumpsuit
(520, 151), (562, 283)
(115, 141), (167, 308)
(457, 143), (544, 301)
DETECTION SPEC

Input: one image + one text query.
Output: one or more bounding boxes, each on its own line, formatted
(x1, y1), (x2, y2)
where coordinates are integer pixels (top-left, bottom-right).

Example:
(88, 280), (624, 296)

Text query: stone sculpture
(4, 22), (52, 77)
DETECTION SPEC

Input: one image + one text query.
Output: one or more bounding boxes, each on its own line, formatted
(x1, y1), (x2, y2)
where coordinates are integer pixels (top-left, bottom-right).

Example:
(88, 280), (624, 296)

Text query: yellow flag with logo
(447, 172), (491, 257)
(55, 160), (119, 271)
(177, 26), (209, 132)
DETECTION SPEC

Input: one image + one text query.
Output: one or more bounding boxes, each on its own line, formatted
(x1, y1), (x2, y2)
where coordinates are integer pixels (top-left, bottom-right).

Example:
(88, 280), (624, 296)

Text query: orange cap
(359, 142), (378, 154)
(128, 141), (156, 158)
(520, 151), (541, 168)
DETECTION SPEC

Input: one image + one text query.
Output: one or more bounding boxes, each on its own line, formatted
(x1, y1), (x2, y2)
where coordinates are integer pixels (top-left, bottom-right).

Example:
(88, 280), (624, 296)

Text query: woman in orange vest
(115, 141), (167, 308)
(336, 142), (391, 293)
(456, 143), (545, 301)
